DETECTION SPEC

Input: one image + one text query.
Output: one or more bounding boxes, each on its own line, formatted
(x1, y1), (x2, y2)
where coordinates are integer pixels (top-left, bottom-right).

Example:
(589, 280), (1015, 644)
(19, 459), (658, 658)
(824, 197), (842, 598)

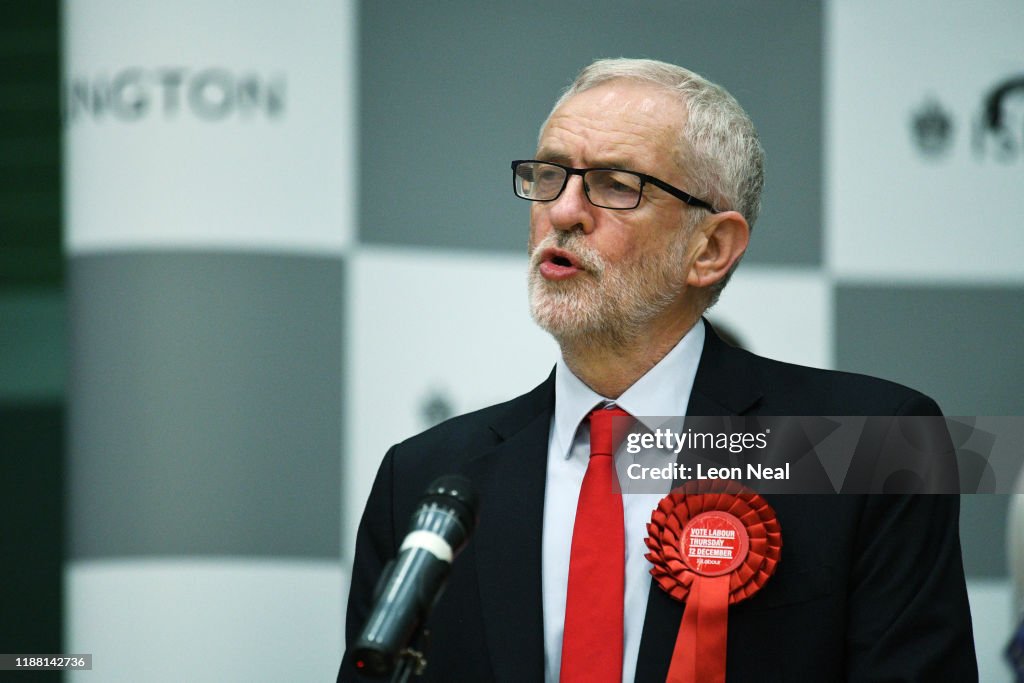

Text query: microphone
(351, 475), (479, 678)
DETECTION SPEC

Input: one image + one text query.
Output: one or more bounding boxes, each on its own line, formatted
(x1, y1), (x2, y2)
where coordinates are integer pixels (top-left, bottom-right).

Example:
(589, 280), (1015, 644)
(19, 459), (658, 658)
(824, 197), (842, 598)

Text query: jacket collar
(463, 371), (553, 682)
(638, 318), (764, 680)
(488, 317), (759, 429)
(471, 320), (764, 682)
(686, 318), (764, 417)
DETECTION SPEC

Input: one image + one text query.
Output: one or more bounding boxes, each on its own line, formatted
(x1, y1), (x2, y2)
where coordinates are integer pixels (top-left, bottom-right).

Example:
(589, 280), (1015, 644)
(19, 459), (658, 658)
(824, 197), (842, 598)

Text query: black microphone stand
(389, 629), (429, 682)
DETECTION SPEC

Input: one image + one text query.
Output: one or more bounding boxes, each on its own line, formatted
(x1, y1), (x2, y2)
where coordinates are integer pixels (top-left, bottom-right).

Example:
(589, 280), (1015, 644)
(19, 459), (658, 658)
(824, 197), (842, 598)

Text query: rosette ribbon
(645, 480), (782, 683)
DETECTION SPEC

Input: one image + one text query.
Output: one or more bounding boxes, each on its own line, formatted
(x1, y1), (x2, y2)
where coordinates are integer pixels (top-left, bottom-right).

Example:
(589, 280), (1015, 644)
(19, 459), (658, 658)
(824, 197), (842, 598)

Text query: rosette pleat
(644, 481), (783, 683)
(644, 481), (782, 605)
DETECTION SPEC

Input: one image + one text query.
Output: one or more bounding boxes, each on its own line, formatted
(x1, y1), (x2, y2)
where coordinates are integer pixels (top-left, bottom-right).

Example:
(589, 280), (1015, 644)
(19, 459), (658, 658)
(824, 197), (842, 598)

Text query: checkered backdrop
(64, 1), (1023, 681)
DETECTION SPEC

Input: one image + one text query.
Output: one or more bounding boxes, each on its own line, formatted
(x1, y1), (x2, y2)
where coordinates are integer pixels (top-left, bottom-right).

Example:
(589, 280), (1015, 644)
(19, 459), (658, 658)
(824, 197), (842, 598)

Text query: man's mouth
(537, 248), (583, 280)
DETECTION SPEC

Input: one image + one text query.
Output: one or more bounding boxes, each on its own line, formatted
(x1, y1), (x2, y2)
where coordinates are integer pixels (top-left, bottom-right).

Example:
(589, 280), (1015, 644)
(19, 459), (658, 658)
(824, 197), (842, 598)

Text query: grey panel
(835, 286), (1024, 416)
(359, 0), (822, 265)
(836, 284), (1024, 578)
(958, 494), (1015, 579)
(68, 252), (342, 559)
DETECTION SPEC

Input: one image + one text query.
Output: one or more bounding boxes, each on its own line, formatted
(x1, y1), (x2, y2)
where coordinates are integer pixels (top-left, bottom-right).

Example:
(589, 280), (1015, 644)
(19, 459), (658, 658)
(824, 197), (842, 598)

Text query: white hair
(543, 58), (766, 306)
(545, 57), (764, 226)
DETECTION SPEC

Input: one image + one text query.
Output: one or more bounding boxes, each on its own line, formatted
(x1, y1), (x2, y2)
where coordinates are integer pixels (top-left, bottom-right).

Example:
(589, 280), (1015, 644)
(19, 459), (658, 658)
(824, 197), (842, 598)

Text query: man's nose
(546, 175), (596, 234)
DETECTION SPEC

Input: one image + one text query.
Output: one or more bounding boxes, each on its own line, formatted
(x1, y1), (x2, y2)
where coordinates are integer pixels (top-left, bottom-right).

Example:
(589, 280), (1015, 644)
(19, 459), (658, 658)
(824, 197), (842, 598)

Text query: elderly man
(339, 58), (976, 682)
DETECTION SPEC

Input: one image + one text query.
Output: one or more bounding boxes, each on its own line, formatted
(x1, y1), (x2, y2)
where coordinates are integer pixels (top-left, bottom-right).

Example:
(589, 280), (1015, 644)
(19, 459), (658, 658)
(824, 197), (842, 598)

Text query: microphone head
(351, 474), (480, 677)
(421, 475), (479, 535)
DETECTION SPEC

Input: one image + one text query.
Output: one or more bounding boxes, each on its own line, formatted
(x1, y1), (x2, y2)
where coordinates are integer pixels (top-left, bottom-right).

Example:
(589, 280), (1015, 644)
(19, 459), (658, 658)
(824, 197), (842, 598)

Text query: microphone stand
(389, 629), (429, 682)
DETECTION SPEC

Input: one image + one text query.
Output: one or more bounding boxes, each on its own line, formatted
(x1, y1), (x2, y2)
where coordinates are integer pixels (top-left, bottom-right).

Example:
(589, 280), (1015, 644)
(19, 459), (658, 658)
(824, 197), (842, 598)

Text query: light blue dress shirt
(542, 319), (705, 683)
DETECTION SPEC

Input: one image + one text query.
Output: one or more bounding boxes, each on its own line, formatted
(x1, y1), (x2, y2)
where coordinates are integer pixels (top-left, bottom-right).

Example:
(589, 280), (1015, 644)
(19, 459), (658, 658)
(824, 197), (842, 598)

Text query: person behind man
(339, 58), (976, 682)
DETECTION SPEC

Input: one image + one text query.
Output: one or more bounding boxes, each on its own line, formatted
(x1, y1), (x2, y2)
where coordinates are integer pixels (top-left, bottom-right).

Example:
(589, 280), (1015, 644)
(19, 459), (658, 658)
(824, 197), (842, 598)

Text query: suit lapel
(687, 319), (764, 417)
(635, 321), (762, 681)
(464, 324), (765, 682)
(463, 375), (553, 683)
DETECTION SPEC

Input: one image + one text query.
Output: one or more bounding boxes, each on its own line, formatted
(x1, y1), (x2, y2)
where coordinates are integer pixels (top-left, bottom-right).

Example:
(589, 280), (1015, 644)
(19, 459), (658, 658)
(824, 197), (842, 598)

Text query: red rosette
(644, 480), (782, 683)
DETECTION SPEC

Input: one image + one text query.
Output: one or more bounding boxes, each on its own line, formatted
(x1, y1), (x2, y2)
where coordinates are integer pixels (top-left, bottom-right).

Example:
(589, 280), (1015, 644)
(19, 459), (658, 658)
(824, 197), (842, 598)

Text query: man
(339, 58), (976, 682)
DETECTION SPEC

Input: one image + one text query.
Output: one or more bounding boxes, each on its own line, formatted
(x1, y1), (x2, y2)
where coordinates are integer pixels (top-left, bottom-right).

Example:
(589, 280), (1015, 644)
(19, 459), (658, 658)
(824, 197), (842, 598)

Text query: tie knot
(588, 406), (631, 457)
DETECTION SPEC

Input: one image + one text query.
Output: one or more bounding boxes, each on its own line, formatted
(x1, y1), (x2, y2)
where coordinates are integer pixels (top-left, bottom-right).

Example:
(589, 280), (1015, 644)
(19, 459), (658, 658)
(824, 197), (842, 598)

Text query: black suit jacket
(339, 324), (977, 682)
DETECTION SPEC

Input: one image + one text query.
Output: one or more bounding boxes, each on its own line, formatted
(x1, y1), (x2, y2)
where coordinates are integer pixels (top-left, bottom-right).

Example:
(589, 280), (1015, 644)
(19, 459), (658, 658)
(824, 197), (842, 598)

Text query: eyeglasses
(511, 159), (718, 213)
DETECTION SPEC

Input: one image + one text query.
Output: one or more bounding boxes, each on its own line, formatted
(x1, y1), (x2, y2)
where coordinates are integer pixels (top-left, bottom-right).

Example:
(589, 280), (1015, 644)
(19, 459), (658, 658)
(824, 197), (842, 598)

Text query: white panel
(707, 266), (833, 370)
(66, 558), (345, 683)
(966, 577), (1015, 683)
(826, 0), (1024, 282)
(64, 0), (355, 254)
(345, 247), (560, 556)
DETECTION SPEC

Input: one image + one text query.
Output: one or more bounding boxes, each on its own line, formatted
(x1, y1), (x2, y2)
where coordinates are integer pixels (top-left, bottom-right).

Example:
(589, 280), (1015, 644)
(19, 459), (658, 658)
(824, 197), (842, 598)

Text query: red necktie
(560, 405), (629, 683)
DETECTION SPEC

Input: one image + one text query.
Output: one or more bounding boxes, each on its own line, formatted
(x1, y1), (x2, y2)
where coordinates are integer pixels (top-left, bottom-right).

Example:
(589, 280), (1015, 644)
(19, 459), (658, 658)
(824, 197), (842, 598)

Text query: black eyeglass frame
(511, 159), (719, 213)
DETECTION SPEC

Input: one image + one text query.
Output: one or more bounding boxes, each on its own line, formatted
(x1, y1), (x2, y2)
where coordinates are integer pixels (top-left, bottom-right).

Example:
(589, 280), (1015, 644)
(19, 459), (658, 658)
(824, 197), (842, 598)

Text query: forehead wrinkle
(540, 103), (680, 176)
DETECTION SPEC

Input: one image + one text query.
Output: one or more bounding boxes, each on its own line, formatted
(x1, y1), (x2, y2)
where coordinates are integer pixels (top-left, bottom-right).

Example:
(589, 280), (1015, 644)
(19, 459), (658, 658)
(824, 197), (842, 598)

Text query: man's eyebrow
(534, 149), (637, 171)
(535, 148), (571, 164)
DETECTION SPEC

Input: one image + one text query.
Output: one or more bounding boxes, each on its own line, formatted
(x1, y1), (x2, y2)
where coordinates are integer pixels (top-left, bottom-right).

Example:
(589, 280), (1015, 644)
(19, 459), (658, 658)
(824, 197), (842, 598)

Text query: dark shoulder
(388, 373), (553, 475)
(377, 377), (552, 521)
(392, 398), (511, 461)
(738, 346), (942, 416)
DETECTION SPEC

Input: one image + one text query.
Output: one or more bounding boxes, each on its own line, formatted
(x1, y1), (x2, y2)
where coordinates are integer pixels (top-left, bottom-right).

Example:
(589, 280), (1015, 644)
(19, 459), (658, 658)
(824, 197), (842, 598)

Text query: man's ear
(686, 211), (750, 289)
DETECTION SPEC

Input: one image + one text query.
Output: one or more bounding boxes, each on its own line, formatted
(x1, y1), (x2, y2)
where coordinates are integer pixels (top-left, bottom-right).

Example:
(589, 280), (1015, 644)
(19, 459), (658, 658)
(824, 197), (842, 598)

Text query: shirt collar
(552, 319), (705, 460)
